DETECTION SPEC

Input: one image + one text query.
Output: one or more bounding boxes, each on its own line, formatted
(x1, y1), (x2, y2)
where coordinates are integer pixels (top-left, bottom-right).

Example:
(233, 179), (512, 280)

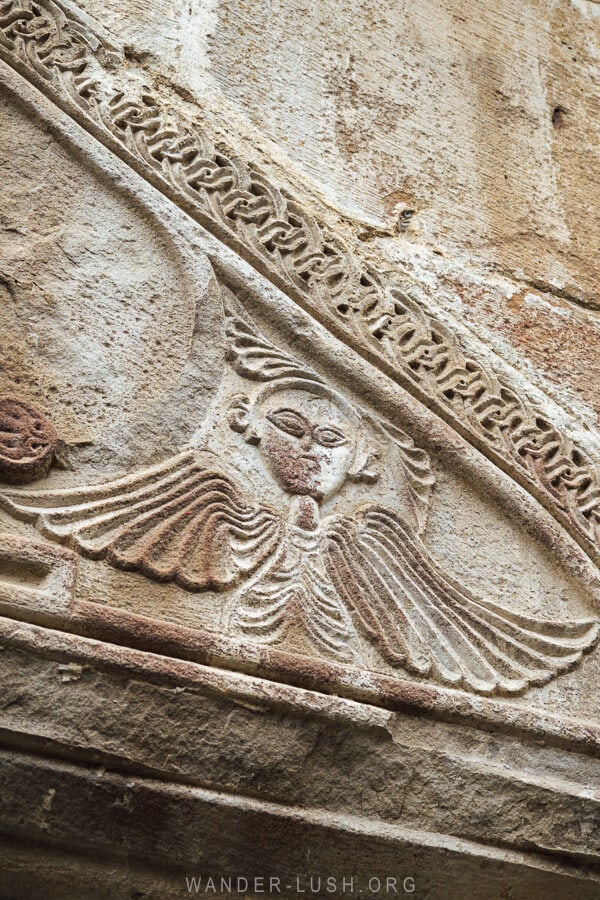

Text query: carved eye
(313, 425), (348, 448)
(266, 408), (307, 438)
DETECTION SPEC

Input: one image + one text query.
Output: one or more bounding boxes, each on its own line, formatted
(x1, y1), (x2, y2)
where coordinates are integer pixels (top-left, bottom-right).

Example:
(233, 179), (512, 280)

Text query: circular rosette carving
(0, 397), (59, 484)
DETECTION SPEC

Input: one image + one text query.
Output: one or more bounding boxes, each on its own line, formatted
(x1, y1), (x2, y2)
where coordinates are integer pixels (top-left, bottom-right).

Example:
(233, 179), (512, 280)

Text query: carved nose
(300, 434), (313, 450)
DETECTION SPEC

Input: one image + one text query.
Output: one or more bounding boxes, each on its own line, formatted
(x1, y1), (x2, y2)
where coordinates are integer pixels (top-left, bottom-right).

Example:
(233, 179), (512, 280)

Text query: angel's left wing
(323, 507), (599, 694)
(0, 451), (283, 592)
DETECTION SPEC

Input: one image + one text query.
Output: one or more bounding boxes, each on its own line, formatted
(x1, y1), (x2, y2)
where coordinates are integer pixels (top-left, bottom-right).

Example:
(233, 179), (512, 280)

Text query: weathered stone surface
(0, 624), (599, 898)
(0, 0), (599, 896)
(73, 0), (600, 300)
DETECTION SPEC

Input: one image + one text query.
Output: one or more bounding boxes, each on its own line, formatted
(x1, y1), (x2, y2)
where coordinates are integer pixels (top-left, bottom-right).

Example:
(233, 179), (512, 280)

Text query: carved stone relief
(2, 3), (600, 895)
(0, 396), (63, 483)
(0, 0), (599, 726)
(1, 300), (597, 696)
(0, 0), (599, 572)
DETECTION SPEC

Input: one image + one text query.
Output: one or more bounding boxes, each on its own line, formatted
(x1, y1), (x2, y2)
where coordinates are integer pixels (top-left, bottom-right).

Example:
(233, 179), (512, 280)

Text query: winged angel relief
(1, 304), (597, 695)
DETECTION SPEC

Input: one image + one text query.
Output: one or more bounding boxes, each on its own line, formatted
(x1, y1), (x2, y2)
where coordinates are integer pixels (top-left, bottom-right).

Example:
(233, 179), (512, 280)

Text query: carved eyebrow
(268, 407), (309, 422)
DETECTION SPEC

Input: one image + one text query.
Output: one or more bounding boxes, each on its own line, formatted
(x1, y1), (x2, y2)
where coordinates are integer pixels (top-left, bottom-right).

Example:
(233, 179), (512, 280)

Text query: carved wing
(0, 452), (283, 592)
(324, 507), (599, 694)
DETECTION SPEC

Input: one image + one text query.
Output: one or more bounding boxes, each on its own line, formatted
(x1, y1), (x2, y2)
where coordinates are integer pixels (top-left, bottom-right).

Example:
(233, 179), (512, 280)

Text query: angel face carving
(253, 388), (358, 502)
(0, 303), (597, 697)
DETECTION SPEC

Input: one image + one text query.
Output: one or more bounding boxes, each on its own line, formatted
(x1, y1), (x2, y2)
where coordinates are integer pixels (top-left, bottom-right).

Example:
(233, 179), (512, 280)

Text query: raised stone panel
(0, 532), (76, 618)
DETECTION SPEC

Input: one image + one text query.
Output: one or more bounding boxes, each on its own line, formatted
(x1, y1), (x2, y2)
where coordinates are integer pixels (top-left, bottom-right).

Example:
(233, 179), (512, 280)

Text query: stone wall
(0, 2), (599, 897)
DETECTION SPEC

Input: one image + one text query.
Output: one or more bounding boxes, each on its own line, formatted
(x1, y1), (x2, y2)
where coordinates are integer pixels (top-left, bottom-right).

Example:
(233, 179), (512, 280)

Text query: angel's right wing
(0, 452), (283, 592)
(324, 506), (599, 694)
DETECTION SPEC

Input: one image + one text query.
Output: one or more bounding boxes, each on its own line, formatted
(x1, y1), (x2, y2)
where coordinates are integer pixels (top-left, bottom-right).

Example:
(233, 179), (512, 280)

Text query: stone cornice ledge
(1, 0), (600, 569)
(2, 612), (600, 758)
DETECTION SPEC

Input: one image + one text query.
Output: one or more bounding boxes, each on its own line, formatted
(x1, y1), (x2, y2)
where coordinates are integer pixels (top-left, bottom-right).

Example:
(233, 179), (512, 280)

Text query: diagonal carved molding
(1, 0), (600, 566)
